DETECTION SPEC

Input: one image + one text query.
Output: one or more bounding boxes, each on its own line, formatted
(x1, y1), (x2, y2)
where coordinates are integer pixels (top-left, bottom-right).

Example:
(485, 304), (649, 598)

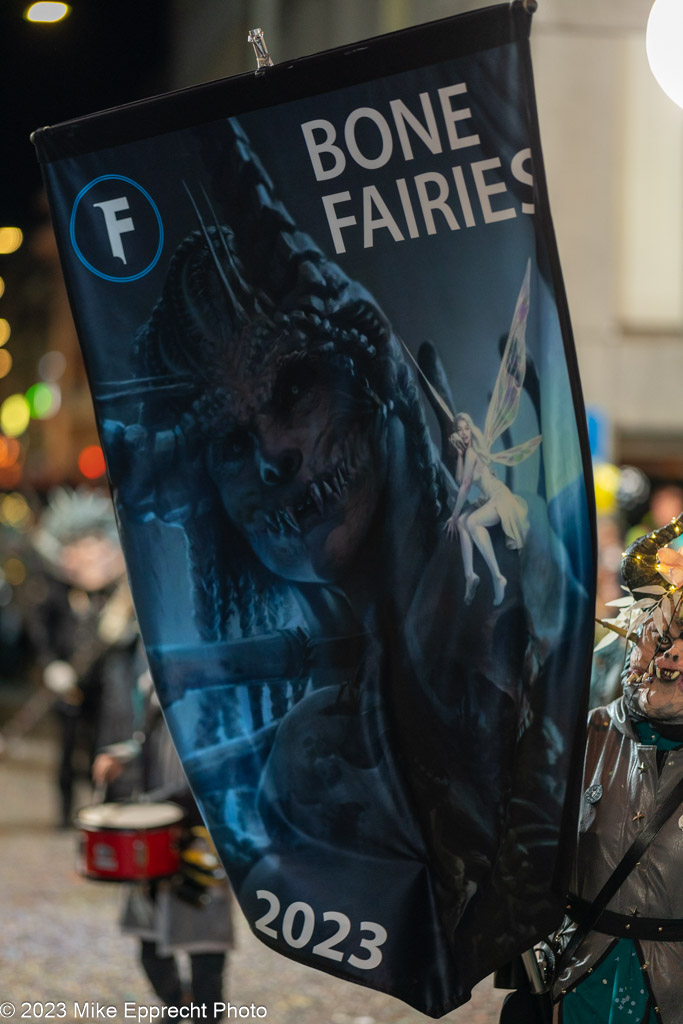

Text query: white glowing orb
(647, 0), (683, 110)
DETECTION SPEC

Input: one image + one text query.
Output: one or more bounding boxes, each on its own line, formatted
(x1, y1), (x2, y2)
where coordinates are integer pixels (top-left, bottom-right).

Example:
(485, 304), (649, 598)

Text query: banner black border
(514, 31), (598, 905)
(32, 2), (531, 162)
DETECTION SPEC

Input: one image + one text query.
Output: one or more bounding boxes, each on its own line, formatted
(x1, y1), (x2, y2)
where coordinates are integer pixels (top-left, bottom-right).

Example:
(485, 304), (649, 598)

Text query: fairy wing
(397, 335), (456, 428)
(482, 259), (531, 451)
(490, 433), (541, 466)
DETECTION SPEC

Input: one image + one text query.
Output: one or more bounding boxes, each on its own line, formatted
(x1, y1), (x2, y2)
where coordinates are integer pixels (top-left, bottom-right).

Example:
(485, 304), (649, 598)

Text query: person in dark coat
(93, 666), (233, 1021)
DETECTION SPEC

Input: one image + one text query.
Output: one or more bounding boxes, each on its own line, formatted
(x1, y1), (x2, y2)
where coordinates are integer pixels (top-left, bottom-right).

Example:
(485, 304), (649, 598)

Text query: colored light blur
(26, 381), (60, 419)
(0, 437), (21, 468)
(0, 395), (31, 437)
(0, 228), (23, 255)
(78, 445), (106, 479)
(0, 465), (22, 488)
(3, 558), (27, 586)
(23, 2), (71, 23)
(38, 350), (67, 381)
(0, 492), (33, 533)
(594, 461), (621, 516)
(0, 350), (12, 379)
(0, 277), (5, 298)
(0, 319), (11, 346)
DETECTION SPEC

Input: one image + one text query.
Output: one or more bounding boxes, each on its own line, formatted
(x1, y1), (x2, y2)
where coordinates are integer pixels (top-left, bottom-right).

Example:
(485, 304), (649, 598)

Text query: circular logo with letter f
(70, 175), (164, 282)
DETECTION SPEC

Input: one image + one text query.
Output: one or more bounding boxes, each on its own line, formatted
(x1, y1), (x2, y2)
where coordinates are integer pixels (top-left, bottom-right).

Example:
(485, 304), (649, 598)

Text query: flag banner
(34, 3), (595, 1015)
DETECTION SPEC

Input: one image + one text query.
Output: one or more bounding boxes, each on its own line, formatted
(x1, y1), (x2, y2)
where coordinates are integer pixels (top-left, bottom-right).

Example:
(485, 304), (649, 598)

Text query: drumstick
(92, 781), (107, 805)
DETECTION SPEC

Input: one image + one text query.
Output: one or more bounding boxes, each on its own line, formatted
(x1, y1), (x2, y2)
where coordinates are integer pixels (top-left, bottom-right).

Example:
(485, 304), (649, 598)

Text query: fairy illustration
(445, 260), (541, 604)
(405, 260), (541, 606)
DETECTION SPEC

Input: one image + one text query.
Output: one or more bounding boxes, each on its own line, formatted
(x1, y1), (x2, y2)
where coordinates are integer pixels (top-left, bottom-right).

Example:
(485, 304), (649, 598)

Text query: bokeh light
(0, 228), (23, 254)
(0, 465), (22, 488)
(0, 439), (23, 490)
(78, 444), (106, 479)
(0, 350), (12, 379)
(0, 394), (31, 437)
(0, 318), (11, 346)
(0, 492), (33, 533)
(26, 381), (60, 419)
(3, 557), (27, 586)
(0, 437), (21, 468)
(593, 461), (621, 516)
(0, 277), (5, 298)
(38, 350), (67, 381)
(23, 2), (71, 23)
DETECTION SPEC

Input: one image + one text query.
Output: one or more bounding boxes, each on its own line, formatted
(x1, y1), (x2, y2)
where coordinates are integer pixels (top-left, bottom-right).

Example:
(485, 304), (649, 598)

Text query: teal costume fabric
(560, 939), (656, 1023)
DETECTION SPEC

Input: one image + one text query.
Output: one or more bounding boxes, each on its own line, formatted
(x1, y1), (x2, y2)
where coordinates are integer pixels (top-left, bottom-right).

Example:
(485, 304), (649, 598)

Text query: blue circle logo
(70, 175), (164, 282)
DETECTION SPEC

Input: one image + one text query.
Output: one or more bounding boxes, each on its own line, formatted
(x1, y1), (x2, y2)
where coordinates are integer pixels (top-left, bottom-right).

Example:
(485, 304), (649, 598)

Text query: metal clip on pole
(248, 28), (274, 72)
(521, 948), (549, 995)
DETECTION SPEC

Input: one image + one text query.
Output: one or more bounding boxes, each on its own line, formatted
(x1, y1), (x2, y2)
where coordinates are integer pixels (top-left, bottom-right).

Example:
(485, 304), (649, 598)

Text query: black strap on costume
(559, 774), (683, 967)
(566, 897), (683, 942)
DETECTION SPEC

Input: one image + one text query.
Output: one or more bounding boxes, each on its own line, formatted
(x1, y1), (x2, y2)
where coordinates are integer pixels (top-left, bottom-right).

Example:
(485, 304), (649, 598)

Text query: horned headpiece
(614, 514), (683, 726)
(134, 119), (400, 430)
(596, 513), (683, 648)
(621, 512), (683, 596)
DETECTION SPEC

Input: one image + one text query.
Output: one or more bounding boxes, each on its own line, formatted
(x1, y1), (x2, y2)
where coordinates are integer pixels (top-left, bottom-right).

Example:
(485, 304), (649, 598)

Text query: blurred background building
(1, 0), (682, 680)
(166, 0), (683, 480)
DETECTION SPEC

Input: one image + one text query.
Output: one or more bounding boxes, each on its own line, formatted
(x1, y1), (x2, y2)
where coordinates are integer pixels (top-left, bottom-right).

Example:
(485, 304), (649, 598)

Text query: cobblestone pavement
(0, 734), (508, 1024)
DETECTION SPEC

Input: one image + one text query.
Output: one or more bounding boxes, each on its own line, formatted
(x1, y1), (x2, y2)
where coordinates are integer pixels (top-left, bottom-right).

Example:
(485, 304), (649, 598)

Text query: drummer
(92, 665), (233, 1022)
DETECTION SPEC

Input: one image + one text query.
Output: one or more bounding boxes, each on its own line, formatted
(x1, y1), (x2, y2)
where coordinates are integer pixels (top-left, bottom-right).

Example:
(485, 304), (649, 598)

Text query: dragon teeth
(282, 507), (301, 533)
(309, 482), (324, 514)
(262, 453), (357, 535)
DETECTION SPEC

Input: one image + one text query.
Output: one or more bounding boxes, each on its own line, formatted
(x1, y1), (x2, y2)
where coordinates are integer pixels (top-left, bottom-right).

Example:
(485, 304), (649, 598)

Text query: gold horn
(620, 512), (683, 594)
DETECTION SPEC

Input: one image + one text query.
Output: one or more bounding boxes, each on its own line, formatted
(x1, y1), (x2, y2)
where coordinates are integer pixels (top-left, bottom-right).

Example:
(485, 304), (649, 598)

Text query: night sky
(0, 1), (170, 229)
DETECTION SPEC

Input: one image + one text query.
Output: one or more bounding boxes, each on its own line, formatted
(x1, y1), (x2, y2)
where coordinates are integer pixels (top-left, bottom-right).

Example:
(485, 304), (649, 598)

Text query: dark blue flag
(34, 3), (596, 1015)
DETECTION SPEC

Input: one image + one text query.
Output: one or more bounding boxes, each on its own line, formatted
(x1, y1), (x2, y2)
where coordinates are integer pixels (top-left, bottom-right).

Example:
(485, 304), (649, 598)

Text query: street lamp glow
(647, 0), (683, 109)
(23, 2), (71, 23)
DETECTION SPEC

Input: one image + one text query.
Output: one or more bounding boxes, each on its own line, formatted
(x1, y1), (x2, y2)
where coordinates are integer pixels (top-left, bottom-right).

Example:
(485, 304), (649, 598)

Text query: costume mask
(625, 600), (683, 721)
(610, 511), (683, 724)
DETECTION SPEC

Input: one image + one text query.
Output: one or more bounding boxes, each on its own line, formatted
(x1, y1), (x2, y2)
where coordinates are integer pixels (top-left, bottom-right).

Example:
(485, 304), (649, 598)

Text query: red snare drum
(75, 802), (185, 882)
